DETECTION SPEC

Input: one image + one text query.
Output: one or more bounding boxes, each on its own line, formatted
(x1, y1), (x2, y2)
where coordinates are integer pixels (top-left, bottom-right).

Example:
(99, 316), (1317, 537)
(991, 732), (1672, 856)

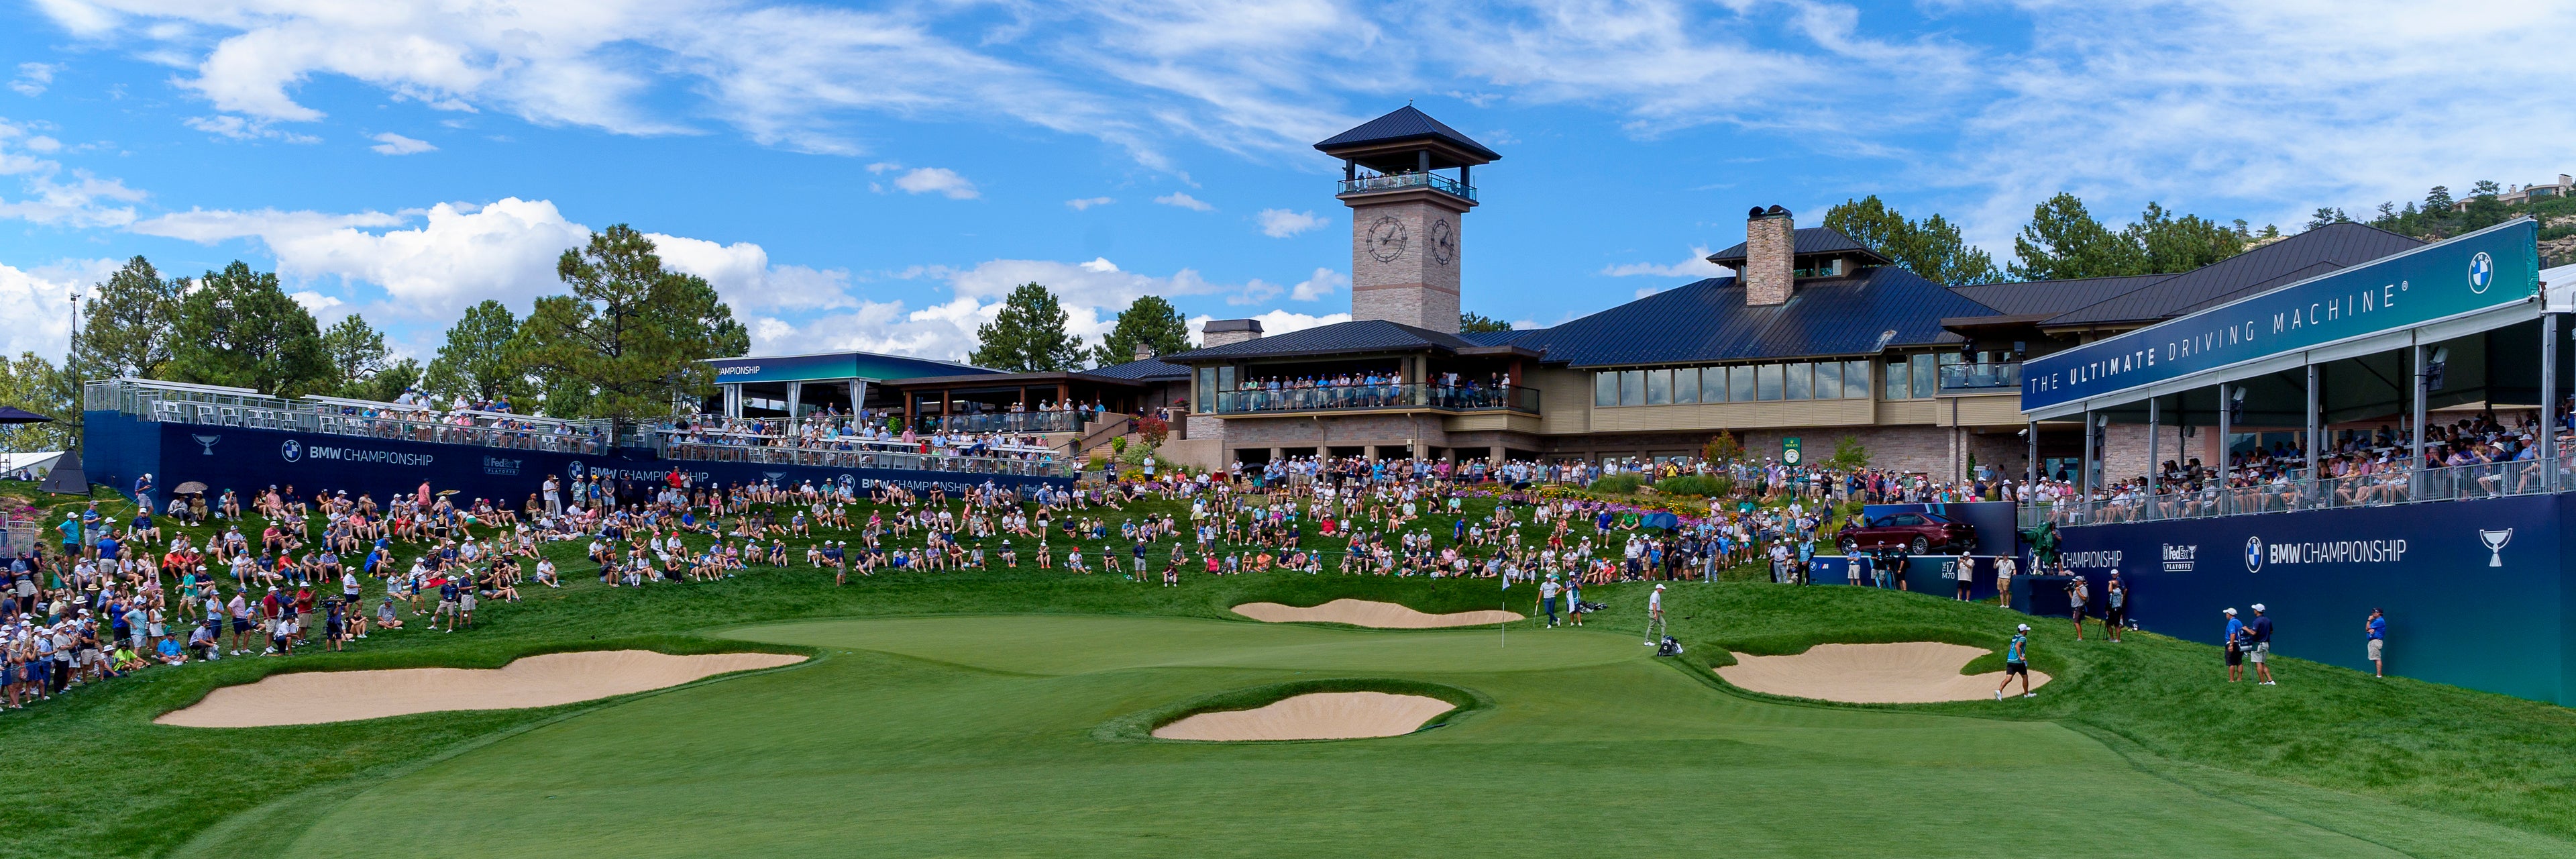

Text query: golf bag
(1574, 600), (1609, 614)
(1654, 636), (1684, 657)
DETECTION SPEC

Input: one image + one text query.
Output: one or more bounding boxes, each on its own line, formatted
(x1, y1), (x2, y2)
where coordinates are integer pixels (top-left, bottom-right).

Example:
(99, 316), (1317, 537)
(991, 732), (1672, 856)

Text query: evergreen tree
(970, 283), (1085, 372)
(425, 299), (532, 404)
(0, 352), (72, 452)
(1821, 195), (1999, 285)
(1458, 311), (1515, 334)
(2424, 186), (2455, 213)
(517, 225), (751, 419)
(166, 261), (332, 396)
(2304, 207), (2353, 231)
(2128, 202), (2244, 272)
(68, 256), (183, 383)
(319, 313), (393, 397)
(2008, 193), (2139, 281)
(350, 358), (423, 405)
(1090, 295), (1192, 366)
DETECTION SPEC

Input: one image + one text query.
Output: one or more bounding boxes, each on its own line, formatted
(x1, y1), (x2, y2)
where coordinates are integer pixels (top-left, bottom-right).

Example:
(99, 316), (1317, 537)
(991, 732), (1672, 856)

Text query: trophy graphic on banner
(2480, 528), (2513, 567)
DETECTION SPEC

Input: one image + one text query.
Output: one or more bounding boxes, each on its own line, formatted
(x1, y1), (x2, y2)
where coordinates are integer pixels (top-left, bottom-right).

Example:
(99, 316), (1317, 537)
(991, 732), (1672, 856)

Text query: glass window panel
(1756, 364), (1784, 401)
(1672, 368), (1698, 404)
(1730, 366), (1756, 402)
(1911, 354), (1937, 398)
(1595, 372), (1618, 407)
(1646, 368), (1671, 405)
(1845, 361), (1872, 398)
(1701, 366), (1726, 403)
(1196, 367), (1215, 412)
(1815, 361), (1842, 399)
(1619, 370), (1645, 407)
(1784, 362), (1812, 400)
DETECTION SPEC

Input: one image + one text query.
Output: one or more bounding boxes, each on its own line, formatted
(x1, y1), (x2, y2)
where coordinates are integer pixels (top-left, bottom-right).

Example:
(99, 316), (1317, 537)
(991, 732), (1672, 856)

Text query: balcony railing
(85, 378), (612, 455)
(1337, 171), (1477, 203)
(919, 410), (1085, 434)
(2020, 458), (2572, 529)
(1214, 383), (1538, 415)
(664, 442), (1069, 477)
(1937, 361), (2022, 393)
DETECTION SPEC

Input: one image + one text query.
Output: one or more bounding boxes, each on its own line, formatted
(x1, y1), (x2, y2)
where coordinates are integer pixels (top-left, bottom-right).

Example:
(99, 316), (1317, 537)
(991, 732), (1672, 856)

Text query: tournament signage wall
(2021, 219), (2541, 414)
(2049, 496), (2571, 705)
(81, 411), (1071, 511)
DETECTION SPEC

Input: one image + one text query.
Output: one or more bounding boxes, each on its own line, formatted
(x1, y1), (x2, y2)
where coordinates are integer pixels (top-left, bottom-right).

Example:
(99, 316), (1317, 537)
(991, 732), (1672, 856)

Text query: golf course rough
(203, 615), (2502, 858)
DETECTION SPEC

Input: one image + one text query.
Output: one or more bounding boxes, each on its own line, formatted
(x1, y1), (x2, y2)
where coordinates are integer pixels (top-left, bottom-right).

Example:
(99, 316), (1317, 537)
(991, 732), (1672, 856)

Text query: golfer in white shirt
(1643, 583), (1668, 644)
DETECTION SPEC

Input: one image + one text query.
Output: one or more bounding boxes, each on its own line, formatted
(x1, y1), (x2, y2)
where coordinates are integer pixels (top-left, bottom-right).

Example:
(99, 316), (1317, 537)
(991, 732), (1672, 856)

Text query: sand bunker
(1152, 691), (1455, 741)
(158, 650), (807, 727)
(1714, 642), (2050, 703)
(1232, 599), (1523, 628)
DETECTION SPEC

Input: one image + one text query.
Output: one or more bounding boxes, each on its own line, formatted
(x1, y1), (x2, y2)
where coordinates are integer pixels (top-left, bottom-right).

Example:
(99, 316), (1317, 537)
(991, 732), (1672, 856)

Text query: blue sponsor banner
(83, 412), (1070, 508)
(2051, 496), (2569, 705)
(2021, 220), (2540, 413)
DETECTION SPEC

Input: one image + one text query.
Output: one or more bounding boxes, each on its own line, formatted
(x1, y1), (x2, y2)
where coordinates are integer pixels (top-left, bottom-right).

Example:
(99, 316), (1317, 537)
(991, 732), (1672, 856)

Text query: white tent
(1, 451), (64, 481)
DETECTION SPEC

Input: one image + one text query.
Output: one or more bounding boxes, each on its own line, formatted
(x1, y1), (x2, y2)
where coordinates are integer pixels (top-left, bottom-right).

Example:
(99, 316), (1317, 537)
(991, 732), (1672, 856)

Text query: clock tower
(1315, 106), (1499, 334)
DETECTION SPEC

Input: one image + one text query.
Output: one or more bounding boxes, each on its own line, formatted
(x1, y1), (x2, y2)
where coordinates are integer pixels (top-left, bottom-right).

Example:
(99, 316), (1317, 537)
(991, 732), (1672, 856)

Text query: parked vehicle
(1837, 511), (1975, 555)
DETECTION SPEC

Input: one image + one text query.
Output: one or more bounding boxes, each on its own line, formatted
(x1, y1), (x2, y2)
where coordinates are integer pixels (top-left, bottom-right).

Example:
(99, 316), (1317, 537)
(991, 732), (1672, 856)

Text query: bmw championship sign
(2022, 219), (2540, 413)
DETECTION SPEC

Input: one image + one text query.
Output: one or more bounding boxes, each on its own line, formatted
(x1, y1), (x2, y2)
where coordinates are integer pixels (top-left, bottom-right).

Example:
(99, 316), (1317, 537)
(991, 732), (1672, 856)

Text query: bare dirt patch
(1714, 642), (2049, 703)
(157, 650), (807, 727)
(1151, 691), (1455, 741)
(1231, 599), (1522, 628)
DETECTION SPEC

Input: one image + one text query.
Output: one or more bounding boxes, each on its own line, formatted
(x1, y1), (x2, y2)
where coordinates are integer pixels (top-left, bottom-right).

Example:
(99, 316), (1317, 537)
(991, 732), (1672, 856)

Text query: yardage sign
(2021, 219), (2540, 413)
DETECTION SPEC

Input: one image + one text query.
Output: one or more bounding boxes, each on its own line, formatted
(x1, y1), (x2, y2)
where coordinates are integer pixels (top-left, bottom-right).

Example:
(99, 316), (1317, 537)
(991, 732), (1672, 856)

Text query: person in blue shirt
(2223, 607), (2246, 683)
(2365, 608), (2387, 678)
(2248, 603), (2277, 685)
(1995, 623), (2035, 699)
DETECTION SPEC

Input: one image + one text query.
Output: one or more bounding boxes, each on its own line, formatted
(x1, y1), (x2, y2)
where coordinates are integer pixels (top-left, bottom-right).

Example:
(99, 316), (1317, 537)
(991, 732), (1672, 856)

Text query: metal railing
(920, 410), (1085, 434)
(665, 442), (1069, 477)
(1937, 361), (2022, 393)
(2021, 458), (2568, 528)
(87, 379), (612, 454)
(1337, 171), (1477, 202)
(1212, 383), (1538, 415)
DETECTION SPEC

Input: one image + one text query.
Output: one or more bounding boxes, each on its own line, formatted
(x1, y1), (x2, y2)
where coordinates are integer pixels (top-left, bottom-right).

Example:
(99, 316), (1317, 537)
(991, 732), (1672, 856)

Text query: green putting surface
(207, 615), (2553, 858)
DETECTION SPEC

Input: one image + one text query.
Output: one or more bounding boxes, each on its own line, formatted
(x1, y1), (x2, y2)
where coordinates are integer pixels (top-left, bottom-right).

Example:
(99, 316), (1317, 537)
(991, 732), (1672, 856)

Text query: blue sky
(1, 0), (2570, 366)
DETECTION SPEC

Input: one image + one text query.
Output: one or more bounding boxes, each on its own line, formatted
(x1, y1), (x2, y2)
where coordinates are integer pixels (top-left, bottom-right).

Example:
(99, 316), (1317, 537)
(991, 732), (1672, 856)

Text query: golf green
(195, 615), (2496, 858)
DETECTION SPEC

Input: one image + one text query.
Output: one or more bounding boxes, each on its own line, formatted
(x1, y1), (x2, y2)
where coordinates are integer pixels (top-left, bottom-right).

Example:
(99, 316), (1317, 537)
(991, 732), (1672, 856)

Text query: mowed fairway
(201, 615), (2461, 859)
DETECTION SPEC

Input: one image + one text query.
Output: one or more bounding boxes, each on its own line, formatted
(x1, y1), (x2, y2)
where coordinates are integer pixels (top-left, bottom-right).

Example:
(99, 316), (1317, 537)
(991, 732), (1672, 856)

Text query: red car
(1838, 511), (1975, 555)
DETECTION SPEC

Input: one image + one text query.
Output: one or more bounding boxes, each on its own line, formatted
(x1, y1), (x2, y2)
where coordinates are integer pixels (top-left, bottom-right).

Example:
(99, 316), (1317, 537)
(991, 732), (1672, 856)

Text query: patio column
(2080, 409), (2096, 498)
(2215, 383), (2231, 515)
(2410, 342), (2428, 485)
(2025, 419), (2038, 489)
(2304, 363), (2320, 488)
(2146, 397), (2159, 504)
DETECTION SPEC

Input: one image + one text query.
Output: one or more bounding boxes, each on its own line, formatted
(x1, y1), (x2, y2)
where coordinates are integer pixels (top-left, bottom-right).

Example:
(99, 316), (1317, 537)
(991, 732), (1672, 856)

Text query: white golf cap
(1654, 583), (1666, 590)
(2251, 603), (2266, 612)
(2017, 623), (2030, 631)
(2223, 607), (2237, 615)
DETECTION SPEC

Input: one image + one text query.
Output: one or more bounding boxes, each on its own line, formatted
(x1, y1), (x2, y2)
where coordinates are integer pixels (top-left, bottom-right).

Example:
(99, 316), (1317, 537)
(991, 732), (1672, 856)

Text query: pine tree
(517, 225), (751, 419)
(1458, 311), (1515, 334)
(1090, 295), (1191, 366)
(166, 261), (332, 396)
(68, 256), (182, 383)
(971, 283), (1085, 372)
(1821, 195), (1999, 285)
(319, 313), (392, 397)
(425, 299), (531, 404)
(2008, 193), (2137, 281)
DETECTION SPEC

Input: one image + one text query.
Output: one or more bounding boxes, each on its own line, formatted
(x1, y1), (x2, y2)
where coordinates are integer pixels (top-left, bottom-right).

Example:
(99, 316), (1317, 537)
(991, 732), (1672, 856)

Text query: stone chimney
(1743, 205), (1795, 307)
(1133, 342), (1155, 362)
(1201, 319), (1264, 348)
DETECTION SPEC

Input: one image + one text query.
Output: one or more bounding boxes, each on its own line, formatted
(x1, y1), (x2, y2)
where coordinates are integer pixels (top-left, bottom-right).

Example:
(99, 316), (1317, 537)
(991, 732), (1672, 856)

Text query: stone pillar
(1743, 207), (1795, 306)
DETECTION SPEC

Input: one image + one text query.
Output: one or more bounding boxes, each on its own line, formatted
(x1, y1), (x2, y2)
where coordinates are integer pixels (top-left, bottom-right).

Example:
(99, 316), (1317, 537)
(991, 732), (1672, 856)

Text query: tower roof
(1314, 105), (1500, 170)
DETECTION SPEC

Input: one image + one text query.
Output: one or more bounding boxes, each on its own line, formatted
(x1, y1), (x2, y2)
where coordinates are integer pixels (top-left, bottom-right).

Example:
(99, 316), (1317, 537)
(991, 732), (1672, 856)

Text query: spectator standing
(1993, 553), (2017, 609)
(2065, 574), (2090, 641)
(2222, 607), (2245, 682)
(1951, 549), (1974, 601)
(2103, 573), (2126, 643)
(2249, 603), (2276, 685)
(2365, 608), (2387, 678)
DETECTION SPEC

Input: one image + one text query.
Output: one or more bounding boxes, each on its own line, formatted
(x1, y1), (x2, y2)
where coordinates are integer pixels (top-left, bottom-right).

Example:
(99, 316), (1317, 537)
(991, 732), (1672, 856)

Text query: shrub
(1653, 474), (1731, 497)
(1587, 472), (1646, 494)
(1702, 431), (1743, 462)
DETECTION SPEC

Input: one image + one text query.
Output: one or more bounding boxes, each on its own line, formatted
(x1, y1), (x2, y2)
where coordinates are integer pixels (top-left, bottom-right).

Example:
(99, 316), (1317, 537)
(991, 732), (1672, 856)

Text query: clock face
(1368, 215), (1409, 262)
(1430, 218), (1454, 265)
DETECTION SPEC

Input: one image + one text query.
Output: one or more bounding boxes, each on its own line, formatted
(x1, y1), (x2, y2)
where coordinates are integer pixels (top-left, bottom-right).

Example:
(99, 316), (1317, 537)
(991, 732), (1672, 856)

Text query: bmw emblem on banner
(2243, 536), (2265, 573)
(280, 440), (302, 462)
(2468, 252), (2494, 294)
(567, 460), (585, 481)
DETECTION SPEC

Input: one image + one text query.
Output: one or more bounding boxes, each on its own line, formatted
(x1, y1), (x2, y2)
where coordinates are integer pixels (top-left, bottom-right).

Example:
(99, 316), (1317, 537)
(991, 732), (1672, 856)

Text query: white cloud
(1256, 207), (1324, 238)
(9, 63), (58, 97)
(647, 232), (858, 311)
(1154, 192), (1213, 211)
(287, 289), (345, 315)
(890, 166), (977, 199)
(0, 258), (116, 360)
(1288, 267), (1344, 301)
(0, 119), (144, 228)
(183, 114), (322, 144)
(1065, 196), (1114, 211)
(1599, 246), (1728, 279)
(368, 132), (435, 155)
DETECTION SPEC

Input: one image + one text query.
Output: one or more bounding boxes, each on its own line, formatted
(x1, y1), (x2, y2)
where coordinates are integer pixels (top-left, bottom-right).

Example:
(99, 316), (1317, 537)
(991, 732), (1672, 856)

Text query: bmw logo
(2468, 252), (2494, 294)
(2243, 536), (2265, 573)
(567, 460), (586, 480)
(280, 440), (302, 462)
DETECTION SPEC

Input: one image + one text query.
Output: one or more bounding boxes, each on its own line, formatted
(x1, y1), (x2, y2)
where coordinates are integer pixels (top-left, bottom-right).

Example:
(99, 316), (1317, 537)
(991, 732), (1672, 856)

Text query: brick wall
(1347, 193), (1466, 332)
(1743, 211), (1794, 306)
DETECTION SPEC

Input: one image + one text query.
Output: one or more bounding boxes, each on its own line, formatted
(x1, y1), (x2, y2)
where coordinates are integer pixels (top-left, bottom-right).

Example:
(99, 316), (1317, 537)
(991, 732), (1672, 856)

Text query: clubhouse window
(1593, 360), (1870, 407)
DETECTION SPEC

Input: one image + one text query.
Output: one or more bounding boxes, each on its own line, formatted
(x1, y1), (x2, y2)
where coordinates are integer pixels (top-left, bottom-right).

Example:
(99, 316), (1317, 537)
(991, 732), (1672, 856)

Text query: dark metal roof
(1509, 266), (2001, 368)
(1161, 319), (1489, 363)
(1458, 329), (1536, 346)
(2041, 223), (2423, 327)
(1704, 226), (1891, 266)
(1313, 106), (1500, 162)
(1082, 356), (1190, 383)
(1945, 274), (2171, 316)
